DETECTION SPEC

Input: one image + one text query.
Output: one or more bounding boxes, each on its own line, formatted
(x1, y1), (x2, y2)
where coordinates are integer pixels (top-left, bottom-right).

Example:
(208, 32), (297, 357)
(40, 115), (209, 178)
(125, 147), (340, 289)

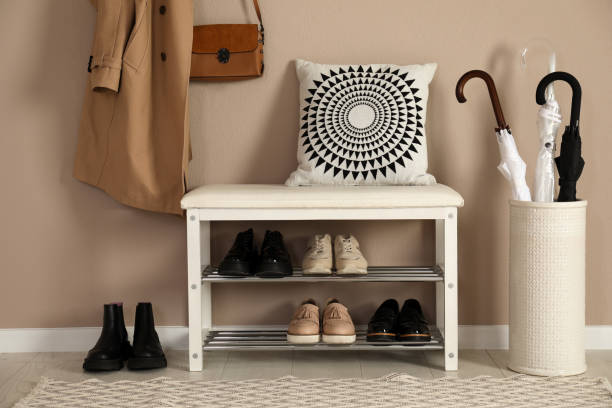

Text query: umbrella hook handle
(536, 71), (582, 128)
(521, 45), (556, 74)
(521, 42), (557, 101)
(456, 70), (508, 131)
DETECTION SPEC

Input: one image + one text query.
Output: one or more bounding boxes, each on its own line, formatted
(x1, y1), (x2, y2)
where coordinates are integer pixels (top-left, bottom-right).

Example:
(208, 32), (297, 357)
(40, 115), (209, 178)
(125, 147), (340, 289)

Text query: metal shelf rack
(202, 265), (444, 283)
(203, 327), (444, 351)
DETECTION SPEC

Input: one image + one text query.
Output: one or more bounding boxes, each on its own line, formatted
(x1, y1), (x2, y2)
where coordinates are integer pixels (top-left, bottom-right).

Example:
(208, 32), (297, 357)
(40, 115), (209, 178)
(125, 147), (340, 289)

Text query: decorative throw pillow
(286, 59), (437, 186)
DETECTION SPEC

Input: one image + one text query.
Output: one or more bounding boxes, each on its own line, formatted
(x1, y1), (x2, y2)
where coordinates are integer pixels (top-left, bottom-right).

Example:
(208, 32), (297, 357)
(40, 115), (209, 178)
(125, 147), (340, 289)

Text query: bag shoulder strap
(252, 0), (263, 31)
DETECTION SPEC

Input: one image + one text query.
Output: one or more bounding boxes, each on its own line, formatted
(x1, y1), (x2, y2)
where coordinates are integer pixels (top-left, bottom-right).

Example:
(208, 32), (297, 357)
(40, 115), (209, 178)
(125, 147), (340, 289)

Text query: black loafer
(367, 299), (399, 342)
(255, 230), (292, 277)
(218, 228), (258, 277)
(397, 299), (431, 342)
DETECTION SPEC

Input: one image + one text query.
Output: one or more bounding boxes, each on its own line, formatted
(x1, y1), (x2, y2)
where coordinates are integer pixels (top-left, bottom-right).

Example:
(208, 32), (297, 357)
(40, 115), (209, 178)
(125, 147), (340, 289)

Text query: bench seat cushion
(181, 184), (463, 209)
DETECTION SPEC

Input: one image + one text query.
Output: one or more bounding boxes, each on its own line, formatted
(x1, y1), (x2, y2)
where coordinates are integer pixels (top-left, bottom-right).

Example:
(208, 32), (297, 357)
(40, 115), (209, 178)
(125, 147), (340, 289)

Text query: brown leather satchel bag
(190, 0), (264, 81)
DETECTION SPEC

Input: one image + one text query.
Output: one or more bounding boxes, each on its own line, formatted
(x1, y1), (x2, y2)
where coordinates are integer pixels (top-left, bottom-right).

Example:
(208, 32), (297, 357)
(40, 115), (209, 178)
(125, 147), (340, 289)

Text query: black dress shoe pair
(218, 229), (292, 277)
(83, 302), (167, 371)
(367, 299), (431, 342)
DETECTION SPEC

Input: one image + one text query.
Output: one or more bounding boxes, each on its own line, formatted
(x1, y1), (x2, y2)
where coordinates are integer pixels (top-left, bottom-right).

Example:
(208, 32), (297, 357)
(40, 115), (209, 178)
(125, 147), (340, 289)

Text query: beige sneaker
(302, 234), (333, 275)
(334, 234), (368, 275)
(287, 299), (320, 344)
(321, 299), (356, 344)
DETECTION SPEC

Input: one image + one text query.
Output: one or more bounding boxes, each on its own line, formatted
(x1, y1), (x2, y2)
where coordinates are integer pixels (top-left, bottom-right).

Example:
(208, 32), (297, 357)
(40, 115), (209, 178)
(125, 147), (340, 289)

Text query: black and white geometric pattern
(286, 60), (437, 186)
(16, 375), (612, 407)
(302, 65), (423, 180)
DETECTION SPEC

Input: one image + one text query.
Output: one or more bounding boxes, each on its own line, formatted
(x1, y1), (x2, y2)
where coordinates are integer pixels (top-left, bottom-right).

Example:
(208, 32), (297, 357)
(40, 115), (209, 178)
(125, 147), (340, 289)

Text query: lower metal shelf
(203, 327), (444, 351)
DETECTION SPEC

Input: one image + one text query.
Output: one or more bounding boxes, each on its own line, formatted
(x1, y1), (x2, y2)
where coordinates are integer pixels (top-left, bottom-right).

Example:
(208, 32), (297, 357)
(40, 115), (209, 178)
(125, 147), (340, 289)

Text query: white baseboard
(1, 325), (611, 353)
(0, 326), (189, 353)
(459, 325), (509, 349)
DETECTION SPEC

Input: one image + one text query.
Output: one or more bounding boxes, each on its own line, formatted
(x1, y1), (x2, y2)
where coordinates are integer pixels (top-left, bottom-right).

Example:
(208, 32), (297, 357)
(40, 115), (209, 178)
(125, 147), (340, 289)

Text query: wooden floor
(1, 350), (611, 407)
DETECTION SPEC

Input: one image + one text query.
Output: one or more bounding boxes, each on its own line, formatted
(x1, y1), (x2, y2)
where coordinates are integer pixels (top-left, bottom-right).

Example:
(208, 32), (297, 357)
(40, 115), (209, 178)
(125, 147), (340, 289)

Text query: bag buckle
(217, 48), (230, 64)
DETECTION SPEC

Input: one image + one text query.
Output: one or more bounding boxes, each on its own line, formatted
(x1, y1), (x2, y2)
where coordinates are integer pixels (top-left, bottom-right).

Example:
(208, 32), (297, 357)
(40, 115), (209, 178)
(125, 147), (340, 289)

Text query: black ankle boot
(114, 303), (134, 360)
(83, 304), (131, 371)
(127, 302), (167, 370)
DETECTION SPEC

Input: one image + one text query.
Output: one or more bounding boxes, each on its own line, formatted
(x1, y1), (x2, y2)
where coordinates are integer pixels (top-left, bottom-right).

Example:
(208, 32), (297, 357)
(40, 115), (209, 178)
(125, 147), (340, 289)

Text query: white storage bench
(181, 184), (464, 371)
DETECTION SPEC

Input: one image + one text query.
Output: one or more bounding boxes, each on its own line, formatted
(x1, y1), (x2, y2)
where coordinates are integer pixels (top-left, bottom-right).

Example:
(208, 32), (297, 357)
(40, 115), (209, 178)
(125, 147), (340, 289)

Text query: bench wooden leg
(200, 221), (212, 357)
(436, 209), (458, 371)
(187, 210), (203, 371)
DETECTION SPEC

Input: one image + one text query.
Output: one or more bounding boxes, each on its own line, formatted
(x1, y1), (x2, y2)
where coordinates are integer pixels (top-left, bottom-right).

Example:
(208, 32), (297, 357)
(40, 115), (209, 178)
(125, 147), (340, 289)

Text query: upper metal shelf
(201, 265), (443, 282)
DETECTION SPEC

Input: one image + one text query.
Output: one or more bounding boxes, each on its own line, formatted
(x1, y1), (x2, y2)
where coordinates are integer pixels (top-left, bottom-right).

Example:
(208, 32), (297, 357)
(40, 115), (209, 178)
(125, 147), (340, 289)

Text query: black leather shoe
(83, 304), (132, 371)
(127, 303), (167, 370)
(397, 299), (431, 342)
(218, 228), (258, 276)
(254, 230), (292, 277)
(367, 299), (399, 342)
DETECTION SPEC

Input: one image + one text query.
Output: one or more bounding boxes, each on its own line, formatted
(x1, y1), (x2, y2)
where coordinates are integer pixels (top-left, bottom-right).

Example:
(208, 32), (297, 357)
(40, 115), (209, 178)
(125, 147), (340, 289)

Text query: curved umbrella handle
(536, 71), (581, 128)
(521, 42), (557, 102)
(456, 70), (508, 130)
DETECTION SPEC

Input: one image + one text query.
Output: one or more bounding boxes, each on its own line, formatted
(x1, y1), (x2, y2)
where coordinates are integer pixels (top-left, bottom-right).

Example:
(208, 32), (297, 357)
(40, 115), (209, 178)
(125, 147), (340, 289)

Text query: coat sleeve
(88, 0), (135, 92)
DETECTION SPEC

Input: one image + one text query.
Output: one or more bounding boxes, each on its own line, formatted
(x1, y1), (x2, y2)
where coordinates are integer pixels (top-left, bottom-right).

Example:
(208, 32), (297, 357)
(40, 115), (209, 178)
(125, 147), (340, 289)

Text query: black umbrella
(536, 72), (584, 202)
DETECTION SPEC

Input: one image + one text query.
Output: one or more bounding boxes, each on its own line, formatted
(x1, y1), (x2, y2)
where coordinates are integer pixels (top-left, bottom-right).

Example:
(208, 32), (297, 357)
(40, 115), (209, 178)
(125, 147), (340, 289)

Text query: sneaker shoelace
(315, 237), (325, 253)
(262, 232), (284, 255)
(311, 236), (327, 256)
(341, 238), (354, 253)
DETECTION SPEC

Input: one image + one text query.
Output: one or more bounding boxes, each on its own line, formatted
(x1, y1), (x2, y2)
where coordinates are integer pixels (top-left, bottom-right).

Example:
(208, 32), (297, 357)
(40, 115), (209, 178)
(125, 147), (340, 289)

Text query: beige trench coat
(75, 0), (193, 215)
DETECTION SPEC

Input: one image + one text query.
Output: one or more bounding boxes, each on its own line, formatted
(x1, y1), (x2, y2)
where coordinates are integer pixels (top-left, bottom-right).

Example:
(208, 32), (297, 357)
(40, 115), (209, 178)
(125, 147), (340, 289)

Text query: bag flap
(193, 24), (260, 54)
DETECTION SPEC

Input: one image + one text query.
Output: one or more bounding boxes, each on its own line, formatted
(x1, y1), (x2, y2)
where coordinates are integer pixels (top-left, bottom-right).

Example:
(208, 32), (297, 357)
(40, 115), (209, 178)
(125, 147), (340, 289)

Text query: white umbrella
(521, 45), (562, 202)
(456, 70), (531, 201)
(521, 46), (562, 202)
(497, 128), (532, 201)
(533, 94), (562, 201)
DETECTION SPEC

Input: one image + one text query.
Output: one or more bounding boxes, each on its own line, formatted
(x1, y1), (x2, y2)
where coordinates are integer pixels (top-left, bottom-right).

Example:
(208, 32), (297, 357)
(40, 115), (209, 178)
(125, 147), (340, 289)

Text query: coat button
(159, 5), (166, 14)
(161, 52), (167, 61)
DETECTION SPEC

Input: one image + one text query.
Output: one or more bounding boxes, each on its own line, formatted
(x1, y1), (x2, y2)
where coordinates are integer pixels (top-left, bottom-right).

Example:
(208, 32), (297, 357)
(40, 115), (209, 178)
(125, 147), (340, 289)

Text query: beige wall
(0, 0), (610, 329)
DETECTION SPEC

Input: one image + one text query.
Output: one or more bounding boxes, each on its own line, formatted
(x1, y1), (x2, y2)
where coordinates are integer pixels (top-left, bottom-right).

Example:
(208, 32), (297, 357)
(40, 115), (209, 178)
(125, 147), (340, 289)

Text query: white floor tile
(293, 351), (362, 379)
(359, 350), (432, 379)
(585, 351), (612, 379)
(426, 350), (504, 378)
(485, 349), (516, 377)
(221, 351), (292, 380)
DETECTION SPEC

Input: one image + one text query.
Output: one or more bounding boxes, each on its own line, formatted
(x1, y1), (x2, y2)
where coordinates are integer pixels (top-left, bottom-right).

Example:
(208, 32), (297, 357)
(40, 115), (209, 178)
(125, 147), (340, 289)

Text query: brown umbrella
(456, 70), (531, 201)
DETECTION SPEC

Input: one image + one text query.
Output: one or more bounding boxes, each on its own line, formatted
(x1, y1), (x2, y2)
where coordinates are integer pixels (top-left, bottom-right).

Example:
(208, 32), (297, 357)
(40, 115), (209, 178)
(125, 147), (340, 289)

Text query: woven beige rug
(15, 374), (612, 408)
